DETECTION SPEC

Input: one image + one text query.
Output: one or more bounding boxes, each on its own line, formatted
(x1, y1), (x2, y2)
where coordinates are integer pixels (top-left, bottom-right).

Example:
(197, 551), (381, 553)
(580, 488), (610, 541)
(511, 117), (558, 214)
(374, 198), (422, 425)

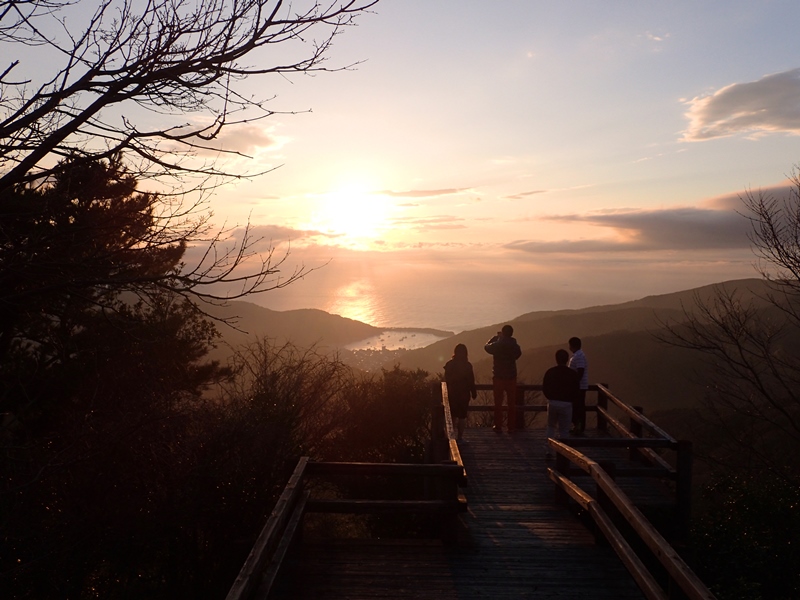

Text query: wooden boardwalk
(271, 428), (650, 599)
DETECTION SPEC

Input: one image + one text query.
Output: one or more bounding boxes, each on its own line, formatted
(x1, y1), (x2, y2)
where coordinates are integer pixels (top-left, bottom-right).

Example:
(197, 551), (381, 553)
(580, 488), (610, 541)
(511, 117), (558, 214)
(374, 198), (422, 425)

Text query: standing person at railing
(543, 349), (581, 459)
(568, 336), (588, 436)
(484, 324), (522, 433)
(444, 343), (478, 441)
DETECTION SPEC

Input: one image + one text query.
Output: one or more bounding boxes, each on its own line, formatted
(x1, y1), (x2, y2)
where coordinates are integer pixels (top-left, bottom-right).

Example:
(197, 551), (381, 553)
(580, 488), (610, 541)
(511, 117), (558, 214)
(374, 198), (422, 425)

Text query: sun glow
(312, 184), (391, 241)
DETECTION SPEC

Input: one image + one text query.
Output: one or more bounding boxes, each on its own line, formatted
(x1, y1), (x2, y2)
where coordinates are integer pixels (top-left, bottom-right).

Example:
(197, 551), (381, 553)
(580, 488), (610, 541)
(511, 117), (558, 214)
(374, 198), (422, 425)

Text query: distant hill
(203, 278), (775, 412)
(382, 278), (772, 412)
(202, 302), (382, 360)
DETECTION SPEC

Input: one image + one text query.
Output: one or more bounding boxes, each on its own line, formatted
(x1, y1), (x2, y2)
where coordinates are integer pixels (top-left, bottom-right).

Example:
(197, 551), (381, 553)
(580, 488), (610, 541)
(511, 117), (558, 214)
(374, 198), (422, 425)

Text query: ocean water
(253, 257), (750, 350)
(257, 268), (637, 334)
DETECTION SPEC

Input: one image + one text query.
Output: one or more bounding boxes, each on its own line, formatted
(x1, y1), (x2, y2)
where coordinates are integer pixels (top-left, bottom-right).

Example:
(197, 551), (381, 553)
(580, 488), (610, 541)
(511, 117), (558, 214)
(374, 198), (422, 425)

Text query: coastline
(382, 326), (455, 337)
(343, 328), (454, 352)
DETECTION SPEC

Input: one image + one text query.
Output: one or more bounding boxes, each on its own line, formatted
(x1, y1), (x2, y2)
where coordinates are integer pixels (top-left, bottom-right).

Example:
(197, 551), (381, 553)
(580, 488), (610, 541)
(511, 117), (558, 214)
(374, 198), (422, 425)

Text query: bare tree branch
(658, 172), (800, 479)
(0, 0), (379, 191)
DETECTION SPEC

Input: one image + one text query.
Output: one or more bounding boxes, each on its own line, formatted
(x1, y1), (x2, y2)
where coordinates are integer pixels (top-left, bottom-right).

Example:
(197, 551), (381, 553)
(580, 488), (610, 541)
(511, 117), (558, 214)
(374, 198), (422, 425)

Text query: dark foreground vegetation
(2, 157), (800, 600)
(657, 175), (800, 600)
(2, 333), (433, 598)
(0, 158), (434, 598)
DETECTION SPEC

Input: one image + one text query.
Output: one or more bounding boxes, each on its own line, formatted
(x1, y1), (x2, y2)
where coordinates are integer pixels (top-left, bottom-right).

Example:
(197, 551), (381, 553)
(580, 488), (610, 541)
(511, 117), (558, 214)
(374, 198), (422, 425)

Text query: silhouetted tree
(1, 290), (227, 598)
(0, 159), (232, 598)
(663, 170), (800, 479)
(0, 0), (378, 191)
(0, 155), (297, 435)
(335, 365), (434, 463)
(661, 167), (800, 599)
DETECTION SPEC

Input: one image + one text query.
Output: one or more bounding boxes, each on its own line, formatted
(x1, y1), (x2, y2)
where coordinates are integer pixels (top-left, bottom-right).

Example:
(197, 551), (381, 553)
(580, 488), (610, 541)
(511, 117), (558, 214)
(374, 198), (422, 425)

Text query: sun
(314, 184), (391, 240)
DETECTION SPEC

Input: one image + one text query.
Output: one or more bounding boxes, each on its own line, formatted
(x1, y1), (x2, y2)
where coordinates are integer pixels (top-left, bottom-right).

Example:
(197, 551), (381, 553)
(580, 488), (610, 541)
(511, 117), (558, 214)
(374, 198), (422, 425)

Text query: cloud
(181, 124), (285, 157)
(506, 205), (751, 254)
(704, 183), (795, 211)
(505, 190), (547, 200)
(506, 239), (634, 253)
(377, 188), (469, 198)
(197, 224), (341, 255)
(180, 222), (346, 276)
(682, 68), (800, 141)
(643, 31), (669, 43)
(390, 214), (469, 231)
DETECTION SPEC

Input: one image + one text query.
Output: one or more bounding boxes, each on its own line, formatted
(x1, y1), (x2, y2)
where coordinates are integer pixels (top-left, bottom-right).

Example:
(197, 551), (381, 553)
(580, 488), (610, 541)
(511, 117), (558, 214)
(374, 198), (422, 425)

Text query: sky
(151, 2), (800, 330)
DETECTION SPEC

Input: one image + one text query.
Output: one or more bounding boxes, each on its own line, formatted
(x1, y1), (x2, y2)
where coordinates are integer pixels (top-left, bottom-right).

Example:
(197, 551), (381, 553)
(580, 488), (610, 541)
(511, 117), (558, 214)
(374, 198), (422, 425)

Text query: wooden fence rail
(225, 458), (467, 600)
(227, 381), (708, 600)
(438, 380), (707, 599)
(547, 439), (715, 600)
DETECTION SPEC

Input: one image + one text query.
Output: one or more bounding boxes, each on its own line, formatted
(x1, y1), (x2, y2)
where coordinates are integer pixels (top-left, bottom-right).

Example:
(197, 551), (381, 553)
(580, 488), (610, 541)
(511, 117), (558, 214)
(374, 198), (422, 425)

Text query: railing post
(596, 385), (608, 432)
(675, 440), (693, 541)
(630, 406), (643, 462)
(554, 450), (569, 505)
(516, 386), (525, 430)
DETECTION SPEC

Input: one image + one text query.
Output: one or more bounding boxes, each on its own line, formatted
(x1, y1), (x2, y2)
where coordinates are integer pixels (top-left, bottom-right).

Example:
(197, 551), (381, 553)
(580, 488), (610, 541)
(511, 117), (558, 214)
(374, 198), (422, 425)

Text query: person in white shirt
(568, 337), (588, 435)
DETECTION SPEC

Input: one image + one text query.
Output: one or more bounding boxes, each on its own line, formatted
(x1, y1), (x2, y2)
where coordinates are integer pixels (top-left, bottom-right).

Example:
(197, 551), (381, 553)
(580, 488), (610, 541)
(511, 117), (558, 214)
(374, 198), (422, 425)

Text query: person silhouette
(568, 336), (588, 435)
(444, 343), (478, 441)
(543, 349), (580, 459)
(484, 324), (522, 433)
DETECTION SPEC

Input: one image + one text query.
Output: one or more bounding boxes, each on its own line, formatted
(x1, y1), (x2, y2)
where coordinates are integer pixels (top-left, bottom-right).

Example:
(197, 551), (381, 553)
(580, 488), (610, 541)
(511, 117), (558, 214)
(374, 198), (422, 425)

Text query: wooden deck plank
(272, 427), (661, 599)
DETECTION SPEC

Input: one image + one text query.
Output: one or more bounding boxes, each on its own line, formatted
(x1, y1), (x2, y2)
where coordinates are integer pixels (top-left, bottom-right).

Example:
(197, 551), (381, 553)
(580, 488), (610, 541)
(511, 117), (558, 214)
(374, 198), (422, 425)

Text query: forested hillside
(203, 302), (383, 357)
(209, 278), (776, 413)
(383, 278), (771, 412)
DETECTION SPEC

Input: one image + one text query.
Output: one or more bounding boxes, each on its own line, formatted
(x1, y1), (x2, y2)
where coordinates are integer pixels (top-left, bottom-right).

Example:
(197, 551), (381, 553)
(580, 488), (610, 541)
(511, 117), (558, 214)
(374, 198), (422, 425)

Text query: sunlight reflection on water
(324, 280), (387, 325)
(324, 279), (453, 350)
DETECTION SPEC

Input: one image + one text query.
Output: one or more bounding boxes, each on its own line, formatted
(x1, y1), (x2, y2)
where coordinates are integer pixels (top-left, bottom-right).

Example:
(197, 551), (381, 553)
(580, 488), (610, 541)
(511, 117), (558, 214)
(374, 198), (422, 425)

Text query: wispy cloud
(506, 205), (751, 254)
(390, 215), (469, 230)
(505, 190), (547, 200)
(377, 188), (469, 198)
(682, 68), (800, 141)
(199, 224), (342, 257)
(703, 183), (795, 211)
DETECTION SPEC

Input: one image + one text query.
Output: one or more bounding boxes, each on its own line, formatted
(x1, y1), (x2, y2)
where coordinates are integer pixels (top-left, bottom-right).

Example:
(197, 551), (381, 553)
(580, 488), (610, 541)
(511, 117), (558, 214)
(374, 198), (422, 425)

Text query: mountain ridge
(209, 277), (771, 412)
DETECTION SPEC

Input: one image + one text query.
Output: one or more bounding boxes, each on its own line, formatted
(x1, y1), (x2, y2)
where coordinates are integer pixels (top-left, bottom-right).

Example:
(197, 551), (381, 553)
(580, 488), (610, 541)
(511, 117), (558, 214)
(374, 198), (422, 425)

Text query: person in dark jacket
(484, 324), (522, 433)
(543, 349), (581, 459)
(444, 343), (478, 441)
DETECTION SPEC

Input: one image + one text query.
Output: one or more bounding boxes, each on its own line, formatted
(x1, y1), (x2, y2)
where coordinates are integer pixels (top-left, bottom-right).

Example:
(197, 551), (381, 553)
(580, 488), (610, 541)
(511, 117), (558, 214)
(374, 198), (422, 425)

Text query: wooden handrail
(226, 455), (469, 600)
(257, 490), (310, 597)
(548, 469), (668, 600)
(595, 384), (677, 443)
(596, 406), (676, 475)
(548, 439), (716, 600)
(225, 457), (309, 600)
(441, 383), (456, 439)
(231, 382), (695, 599)
(440, 383), (468, 479)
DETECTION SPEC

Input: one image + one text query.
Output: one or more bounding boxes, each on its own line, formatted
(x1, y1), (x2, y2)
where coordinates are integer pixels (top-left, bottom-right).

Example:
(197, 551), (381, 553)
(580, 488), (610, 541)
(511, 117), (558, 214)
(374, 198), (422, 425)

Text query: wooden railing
(594, 383), (693, 532)
(229, 381), (708, 600)
(439, 380), (711, 600)
(436, 382), (692, 529)
(225, 456), (467, 600)
(547, 442), (714, 600)
(453, 382), (620, 420)
(538, 383), (708, 599)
